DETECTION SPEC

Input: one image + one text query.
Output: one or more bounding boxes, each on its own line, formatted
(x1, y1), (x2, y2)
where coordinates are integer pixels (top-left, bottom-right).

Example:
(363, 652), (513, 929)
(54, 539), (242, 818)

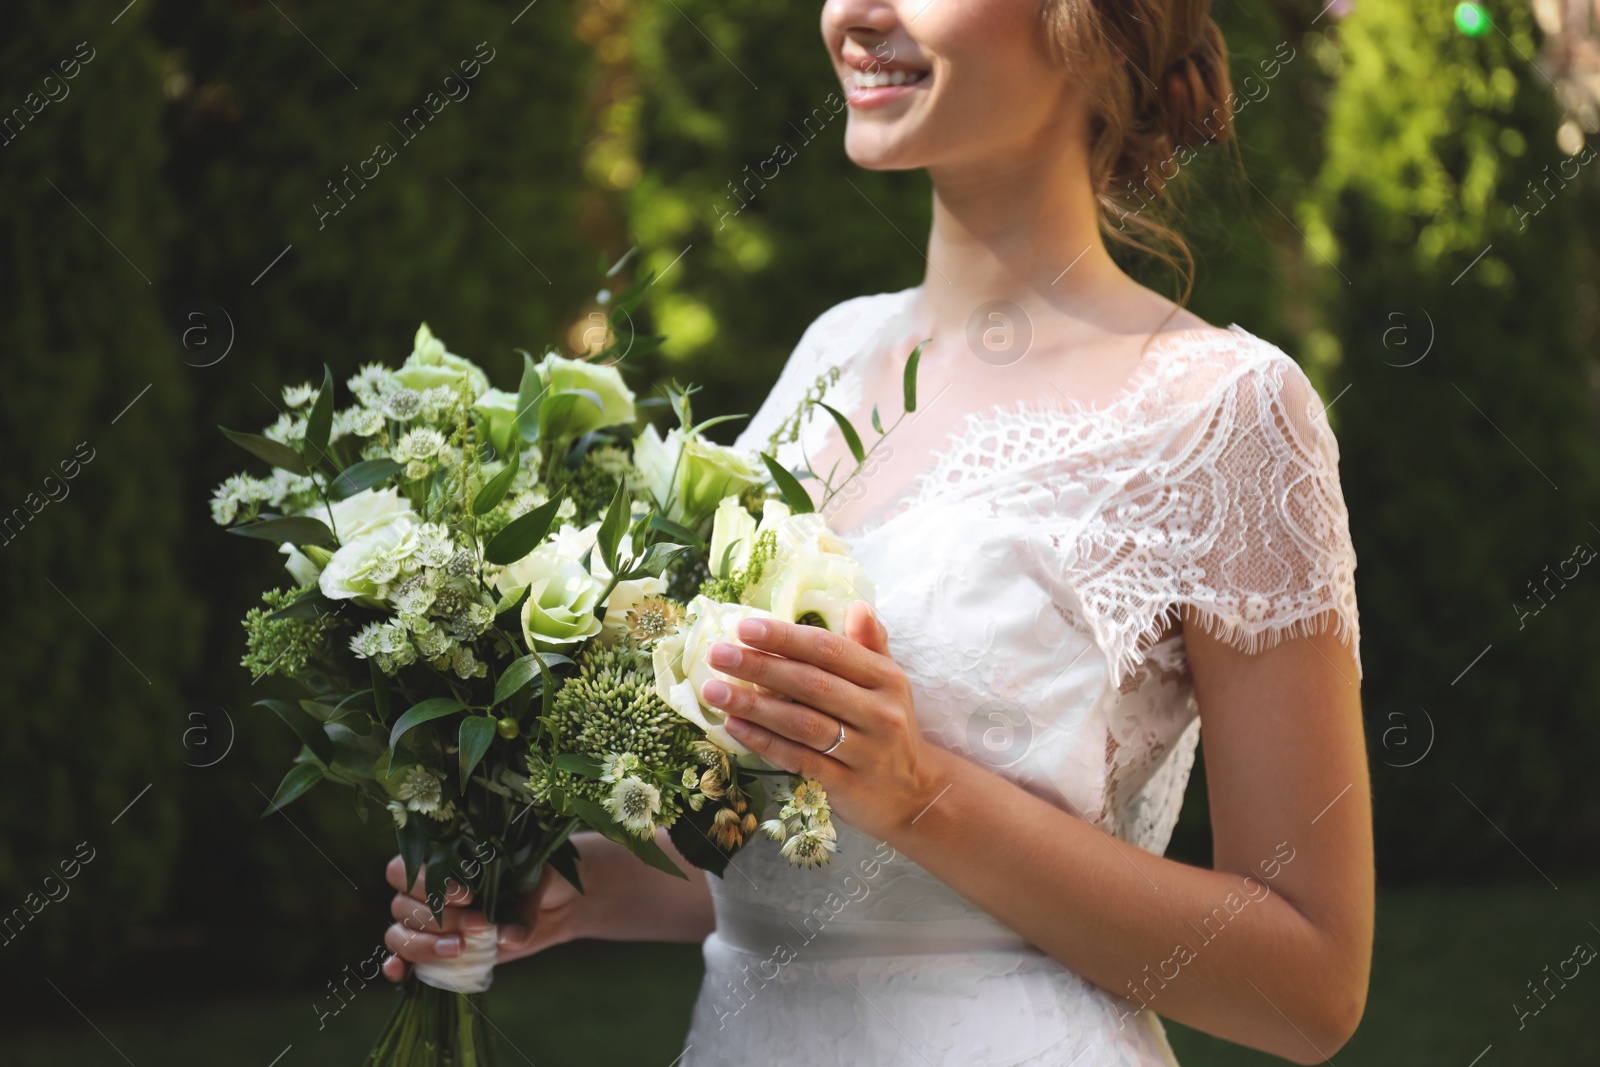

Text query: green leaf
(568, 797), (687, 880)
(666, 799), (733, 877)
(492, 651), (572, 706)
(458, 716), (497, 784)
(686, 413), (748, 438)
(553, 753), (604, 779)
(398, 815), (427, 894)
(760, 453), (814, 514)
(226, 515), (336, 547)
(260, 762), (322, 817)
(646, 513), (706, 549)
(472, 449), (520, 515)
(266, 588), (336, 620)
(219, 426), (309, 476)
(389, 697), (466, 751)
(626, 541), (690, 579)
(595, 478), (630, 574)
(257, 699), (335, 764)
(516, 353), (547, 443)
(818, 403), (865, 463)
(539, 389), (603, 441)
(903, 339), (926, 413)
(329, 458), (403, 499)
(484, 491), (566, 565)
(305, 364), (335, 459)
(370, 661), (393, 726)
(871, 403), (884, 435)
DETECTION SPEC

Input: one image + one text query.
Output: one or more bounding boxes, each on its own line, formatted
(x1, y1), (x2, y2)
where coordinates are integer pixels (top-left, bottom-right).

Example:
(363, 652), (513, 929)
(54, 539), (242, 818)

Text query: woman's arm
(710, 603), (1373, 1065)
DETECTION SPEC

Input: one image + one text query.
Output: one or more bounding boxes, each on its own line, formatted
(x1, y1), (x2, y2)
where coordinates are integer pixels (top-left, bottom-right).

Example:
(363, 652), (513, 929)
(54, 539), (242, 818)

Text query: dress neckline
(817, 286), (1252, 540)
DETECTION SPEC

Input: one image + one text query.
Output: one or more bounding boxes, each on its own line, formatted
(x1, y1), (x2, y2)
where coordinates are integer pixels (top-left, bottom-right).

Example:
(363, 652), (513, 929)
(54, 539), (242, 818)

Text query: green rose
(472, 387), (520, 456)
(394, 323), (490, 397)
(501, 547), (605, 652)
(537, 353), (636, 439)
(633, 424), (764, 528)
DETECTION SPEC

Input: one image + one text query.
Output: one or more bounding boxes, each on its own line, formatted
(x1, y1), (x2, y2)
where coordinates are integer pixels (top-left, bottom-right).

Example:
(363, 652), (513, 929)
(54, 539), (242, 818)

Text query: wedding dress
(680, 286), (1363, 1066)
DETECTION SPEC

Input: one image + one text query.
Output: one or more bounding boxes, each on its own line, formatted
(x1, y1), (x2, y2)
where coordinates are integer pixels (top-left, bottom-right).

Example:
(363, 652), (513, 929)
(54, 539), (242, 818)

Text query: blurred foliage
(0, 0), (1596, 1003)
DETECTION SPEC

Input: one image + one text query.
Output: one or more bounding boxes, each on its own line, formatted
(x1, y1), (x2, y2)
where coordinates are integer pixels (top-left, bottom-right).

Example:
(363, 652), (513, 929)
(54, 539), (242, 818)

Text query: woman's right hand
(380, 856), (584, 983)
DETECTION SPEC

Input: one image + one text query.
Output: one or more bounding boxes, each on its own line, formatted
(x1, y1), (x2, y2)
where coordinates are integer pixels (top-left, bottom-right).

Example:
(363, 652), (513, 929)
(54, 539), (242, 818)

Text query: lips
(842, 61), (930, 107)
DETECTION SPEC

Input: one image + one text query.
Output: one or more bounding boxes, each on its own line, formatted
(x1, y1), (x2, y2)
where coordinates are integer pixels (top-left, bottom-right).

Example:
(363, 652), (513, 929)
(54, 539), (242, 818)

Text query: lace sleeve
(1077, 346), (1363, 689)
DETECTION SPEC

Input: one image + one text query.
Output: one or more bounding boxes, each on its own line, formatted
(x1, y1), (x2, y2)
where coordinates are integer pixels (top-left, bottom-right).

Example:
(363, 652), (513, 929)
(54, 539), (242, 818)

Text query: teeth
(850, 69), (925, 90)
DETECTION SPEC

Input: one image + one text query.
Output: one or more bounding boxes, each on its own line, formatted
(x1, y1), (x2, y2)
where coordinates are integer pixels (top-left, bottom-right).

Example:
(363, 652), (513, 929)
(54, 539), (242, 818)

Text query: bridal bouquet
(212, 278), (911, 1064)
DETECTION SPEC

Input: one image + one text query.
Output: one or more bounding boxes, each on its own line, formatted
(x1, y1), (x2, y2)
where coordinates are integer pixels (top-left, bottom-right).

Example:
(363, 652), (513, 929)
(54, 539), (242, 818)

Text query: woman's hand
(380, 856), (582, 983)
(702, 599), (942, 841)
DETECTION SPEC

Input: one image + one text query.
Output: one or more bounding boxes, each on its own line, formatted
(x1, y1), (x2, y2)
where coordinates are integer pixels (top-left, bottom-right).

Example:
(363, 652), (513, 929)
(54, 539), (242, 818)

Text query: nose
(822, 0), (901, 54)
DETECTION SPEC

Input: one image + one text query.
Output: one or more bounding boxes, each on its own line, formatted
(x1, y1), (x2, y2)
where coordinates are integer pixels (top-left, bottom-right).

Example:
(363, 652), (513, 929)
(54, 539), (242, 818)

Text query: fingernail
(437, 936), (462, 958)
(460, 912), (489, 933)
(725, 715), (749, 736)
(497, 925), (529, 947)
(708, 643), (739, 669)
(738, 619), (768, 642)
(701, 679), (731, 706)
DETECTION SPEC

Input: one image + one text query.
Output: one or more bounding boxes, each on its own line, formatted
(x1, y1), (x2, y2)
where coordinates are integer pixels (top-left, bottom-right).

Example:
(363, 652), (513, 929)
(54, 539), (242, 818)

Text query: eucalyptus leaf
(492, 651), (572, 706)
(260, 762), (322, 817)
(257, 698), (334, 764)
(516, 353), (547, 444)
(484, 492), (566, 565)
(329, 458), (403, 499)
(596, 479), (629, 573)
(818, 403), (866, 464)
(305, 364), (335, 459)
(219, 426), (308, 476)
(389, 697), (466, 751)
(761, 453), (814, 514)
(904, 339), (926, 413)
(472, 449), (520, 515)
(458, 716), (497, 783)
(227, 515), (335, 547)
(553, 753), (604, 779)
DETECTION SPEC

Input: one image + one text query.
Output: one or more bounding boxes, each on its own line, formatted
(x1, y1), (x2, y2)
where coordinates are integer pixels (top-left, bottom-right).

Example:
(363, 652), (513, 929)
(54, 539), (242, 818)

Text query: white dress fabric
(680, 286), (1363, 1066)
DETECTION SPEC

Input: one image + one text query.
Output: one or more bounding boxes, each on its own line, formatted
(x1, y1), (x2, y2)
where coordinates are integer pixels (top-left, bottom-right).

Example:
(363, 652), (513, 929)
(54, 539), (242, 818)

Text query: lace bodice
(682, 287), (1362, 1067)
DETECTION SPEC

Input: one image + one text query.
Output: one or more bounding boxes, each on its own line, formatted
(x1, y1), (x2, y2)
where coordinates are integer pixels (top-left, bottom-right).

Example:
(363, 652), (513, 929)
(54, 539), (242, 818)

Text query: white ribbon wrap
(413, 925), (498, 994)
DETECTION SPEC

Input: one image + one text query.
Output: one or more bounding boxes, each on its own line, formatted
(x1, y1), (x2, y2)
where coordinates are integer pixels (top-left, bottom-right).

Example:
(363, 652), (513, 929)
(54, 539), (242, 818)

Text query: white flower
(264, 412), (306, 444)
(394, 428), (446, 463)
(283, 488), (415, 585)
(386, 800), (408, 828)
(395, 765), (444, 814)
(708, 496), (758, 578)
(652, 595), (776, 757)
(601, 775), (662, 837)
(209, 474), (272, 525)
(320, 515), (420, 601)
(600, 752), (642, 784)
(283, 382), (318, 408)
(768, 551), (875, 633)
(780, 826), (839, 867)
(450, 645), (487, 679)
(348, 363), (396, 408)
(383, 389), (423, 421)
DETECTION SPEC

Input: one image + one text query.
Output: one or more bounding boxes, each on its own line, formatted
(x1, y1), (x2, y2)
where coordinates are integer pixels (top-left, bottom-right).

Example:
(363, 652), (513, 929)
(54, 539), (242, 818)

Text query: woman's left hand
(699, 600), (944, 841)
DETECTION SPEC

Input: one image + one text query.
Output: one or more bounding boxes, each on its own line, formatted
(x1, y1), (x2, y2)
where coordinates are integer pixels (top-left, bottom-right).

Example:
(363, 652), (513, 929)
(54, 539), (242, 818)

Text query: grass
(4, 879), (1595, 1065)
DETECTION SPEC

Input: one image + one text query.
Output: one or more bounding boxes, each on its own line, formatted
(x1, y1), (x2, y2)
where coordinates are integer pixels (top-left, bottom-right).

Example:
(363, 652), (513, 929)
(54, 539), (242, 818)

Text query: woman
(381, 0), (1374, 1063)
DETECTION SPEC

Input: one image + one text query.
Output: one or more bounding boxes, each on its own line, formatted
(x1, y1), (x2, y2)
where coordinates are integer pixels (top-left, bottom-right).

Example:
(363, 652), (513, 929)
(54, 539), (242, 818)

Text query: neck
(914, 125), (1137, 345)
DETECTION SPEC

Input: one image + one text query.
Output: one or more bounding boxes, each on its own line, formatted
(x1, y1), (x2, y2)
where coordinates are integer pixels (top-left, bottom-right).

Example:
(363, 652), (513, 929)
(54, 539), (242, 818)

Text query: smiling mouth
(845, 68), (930, 91)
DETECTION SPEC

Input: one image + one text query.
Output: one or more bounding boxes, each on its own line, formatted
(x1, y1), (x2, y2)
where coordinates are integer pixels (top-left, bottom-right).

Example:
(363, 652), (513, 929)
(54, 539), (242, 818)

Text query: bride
(380, 0), (1374, 1063)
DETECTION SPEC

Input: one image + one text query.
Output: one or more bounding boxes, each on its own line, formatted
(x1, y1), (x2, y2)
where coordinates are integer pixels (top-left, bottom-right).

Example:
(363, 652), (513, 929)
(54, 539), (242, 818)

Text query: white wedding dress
(680, 286), (1363, 1066)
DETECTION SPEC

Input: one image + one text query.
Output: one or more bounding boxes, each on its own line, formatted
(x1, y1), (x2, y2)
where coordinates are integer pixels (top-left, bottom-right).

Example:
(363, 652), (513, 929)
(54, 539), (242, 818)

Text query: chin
(842, 124), (929, 172)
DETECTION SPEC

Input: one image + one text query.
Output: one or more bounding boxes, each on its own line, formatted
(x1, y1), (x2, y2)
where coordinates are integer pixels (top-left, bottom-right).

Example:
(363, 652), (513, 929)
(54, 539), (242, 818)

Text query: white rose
(280, 487), (415, 585)
(741, 506), (853, 612)
(319, 516), (419, 601)
(707, 496), (759, 578)
(511, 548), (605, 651)
(631, 424), (764, 528)
(652, 595), (775, 757)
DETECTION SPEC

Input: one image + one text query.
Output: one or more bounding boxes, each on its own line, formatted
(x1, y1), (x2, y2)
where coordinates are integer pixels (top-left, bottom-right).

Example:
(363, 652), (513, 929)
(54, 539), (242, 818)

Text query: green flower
(633, 424), (765, 528)
(473, 387), (520, 456)
(393, 323), (489, 397)
(502, 547), (604, 652)
(537, 352), (636, 439)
